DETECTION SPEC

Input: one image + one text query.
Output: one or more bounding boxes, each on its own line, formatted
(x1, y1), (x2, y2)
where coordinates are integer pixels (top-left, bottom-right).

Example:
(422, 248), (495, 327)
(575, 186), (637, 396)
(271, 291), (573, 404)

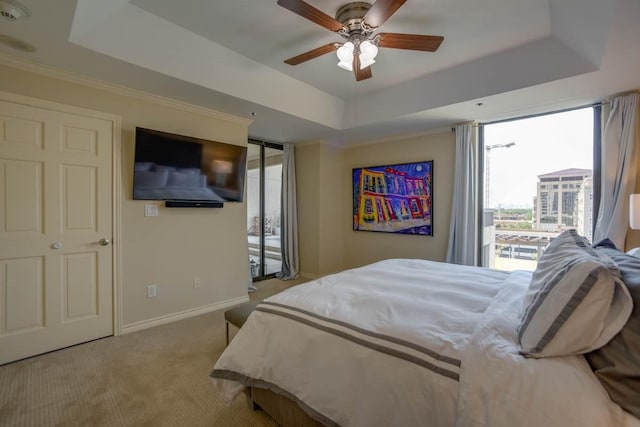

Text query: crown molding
(0, 53), (253, 126)
(345, 125), (455, 149)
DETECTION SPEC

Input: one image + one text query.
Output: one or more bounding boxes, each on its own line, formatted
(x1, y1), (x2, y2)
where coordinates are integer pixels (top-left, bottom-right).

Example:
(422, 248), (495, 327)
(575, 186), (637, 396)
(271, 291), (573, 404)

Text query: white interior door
(0, 97), (114, 364)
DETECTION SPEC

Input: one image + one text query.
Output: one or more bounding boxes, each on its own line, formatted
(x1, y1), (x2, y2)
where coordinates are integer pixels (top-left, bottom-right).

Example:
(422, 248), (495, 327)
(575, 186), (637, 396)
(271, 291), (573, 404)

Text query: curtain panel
(446, 124), (478, 265)
(593, 92), (639, 249)
(278, 142), (300, 279)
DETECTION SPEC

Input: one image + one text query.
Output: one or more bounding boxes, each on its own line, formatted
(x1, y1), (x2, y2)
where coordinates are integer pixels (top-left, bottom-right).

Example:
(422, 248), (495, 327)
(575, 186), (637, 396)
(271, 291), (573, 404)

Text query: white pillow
(166, 171), (201, 188)
(134, 170), (169, 189)
(626, 247), (640, 258)
(154, 165), (176, 173)
(176, 167), (201, 176)
(134, 161), (153, 171)
(517, 229), (632, 358)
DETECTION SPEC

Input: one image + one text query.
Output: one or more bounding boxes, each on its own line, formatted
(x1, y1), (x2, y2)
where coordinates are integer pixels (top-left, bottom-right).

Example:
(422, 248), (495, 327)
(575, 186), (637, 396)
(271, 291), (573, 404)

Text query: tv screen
(133, 127), (247, 202)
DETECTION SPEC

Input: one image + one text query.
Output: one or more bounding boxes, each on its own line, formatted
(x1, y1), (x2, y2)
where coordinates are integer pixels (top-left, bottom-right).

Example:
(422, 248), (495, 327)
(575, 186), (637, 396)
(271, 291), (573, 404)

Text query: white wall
(341, 131), (456, 269)
(0, 62), (251, 330)
(295, 129), (456, 277)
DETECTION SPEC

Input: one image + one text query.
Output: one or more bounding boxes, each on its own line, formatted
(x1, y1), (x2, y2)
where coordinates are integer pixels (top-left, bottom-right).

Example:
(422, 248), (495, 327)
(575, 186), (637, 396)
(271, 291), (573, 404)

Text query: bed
(211, 231), (640, 427)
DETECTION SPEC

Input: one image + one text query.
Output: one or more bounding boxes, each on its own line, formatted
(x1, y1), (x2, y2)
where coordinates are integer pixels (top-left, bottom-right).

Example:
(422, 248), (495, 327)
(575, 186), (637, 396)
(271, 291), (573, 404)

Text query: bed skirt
(246, 386), (324, 427)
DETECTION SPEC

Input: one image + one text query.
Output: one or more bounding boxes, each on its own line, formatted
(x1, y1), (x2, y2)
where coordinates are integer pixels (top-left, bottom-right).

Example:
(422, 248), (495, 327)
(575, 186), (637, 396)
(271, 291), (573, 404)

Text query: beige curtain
(593, 92), (639, 249)
(278, 142), (299, 279)
(446, 124), (478, 265)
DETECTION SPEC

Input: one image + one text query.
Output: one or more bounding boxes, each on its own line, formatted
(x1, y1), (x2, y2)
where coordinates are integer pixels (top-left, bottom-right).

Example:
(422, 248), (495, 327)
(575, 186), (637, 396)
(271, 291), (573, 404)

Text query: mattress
(211, 259), (639, 427)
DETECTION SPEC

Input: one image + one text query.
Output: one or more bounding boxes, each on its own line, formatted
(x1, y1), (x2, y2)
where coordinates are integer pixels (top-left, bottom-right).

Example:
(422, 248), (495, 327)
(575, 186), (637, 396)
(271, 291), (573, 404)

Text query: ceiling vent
(0, 0), (30, 22)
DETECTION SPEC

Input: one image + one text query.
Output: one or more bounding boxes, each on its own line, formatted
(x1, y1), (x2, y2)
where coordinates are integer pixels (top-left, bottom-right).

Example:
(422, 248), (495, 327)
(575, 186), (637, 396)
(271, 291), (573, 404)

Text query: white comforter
(211, 259), (638, 427)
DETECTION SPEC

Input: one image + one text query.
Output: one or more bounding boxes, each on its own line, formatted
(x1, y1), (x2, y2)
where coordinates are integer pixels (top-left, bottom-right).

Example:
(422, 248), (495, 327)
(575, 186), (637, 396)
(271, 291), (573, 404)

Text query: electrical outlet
(147, 284), (157, 298)
(193, 277), (201, 290)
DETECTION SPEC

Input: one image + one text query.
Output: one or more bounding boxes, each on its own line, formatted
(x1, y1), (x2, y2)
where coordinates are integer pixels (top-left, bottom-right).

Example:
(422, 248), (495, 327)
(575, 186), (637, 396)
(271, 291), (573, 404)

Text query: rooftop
(538, 168), (592, 179)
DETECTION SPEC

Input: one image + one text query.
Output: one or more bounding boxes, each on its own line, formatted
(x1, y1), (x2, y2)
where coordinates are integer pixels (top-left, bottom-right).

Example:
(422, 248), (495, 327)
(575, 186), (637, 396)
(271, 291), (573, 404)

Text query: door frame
(0, 90), (123, 336)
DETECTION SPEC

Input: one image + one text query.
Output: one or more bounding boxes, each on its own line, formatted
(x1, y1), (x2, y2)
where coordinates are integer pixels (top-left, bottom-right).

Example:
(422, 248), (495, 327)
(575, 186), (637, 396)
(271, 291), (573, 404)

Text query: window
(247, 140), (283, 280)
(480, 107), (595, 272)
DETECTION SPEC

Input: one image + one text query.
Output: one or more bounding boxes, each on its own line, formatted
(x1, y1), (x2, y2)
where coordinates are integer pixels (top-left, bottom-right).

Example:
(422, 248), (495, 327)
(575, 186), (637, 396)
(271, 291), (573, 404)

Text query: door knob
(51, 242), (62, 250)
(99, 238), (110, 246)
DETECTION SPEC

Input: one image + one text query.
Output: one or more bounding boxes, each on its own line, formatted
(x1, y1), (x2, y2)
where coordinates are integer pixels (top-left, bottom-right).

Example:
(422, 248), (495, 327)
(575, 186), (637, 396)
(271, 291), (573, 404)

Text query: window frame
(477, 104), (602, 268)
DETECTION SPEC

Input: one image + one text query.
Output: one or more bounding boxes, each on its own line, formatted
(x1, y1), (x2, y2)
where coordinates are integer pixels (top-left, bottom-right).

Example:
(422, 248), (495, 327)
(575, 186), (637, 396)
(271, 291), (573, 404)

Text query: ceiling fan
(277, 0), (444, 81)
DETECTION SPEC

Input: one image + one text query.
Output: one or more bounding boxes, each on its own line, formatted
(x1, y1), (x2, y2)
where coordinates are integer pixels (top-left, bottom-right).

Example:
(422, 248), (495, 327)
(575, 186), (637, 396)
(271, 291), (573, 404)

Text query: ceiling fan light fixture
(359, 40), (378, 69)
(278, 0), (444, 81)
(337, 60), (353, 71)
(336, 41), (354, 71)
(360, 40), (378, 59)
(359, 56), (376, 69)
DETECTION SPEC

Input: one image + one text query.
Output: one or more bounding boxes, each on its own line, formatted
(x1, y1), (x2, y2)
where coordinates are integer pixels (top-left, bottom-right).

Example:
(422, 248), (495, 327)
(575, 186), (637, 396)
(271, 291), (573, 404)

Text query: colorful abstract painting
(353, 161), (433, 235)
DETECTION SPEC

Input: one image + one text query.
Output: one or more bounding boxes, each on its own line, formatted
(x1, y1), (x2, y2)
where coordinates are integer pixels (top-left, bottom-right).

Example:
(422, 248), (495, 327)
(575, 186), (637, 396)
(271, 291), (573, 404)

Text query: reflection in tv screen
(133, 127), (248, 202)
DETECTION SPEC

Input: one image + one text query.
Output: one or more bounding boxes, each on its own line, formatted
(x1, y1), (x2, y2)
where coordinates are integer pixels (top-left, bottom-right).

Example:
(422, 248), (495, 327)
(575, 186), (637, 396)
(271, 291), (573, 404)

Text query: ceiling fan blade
(353, 55), (373, 81)
(363, 0), (406, 28)
(284, 43), (338, 65)
(277, 0), (345, 32)
(378, 33), (444, 52)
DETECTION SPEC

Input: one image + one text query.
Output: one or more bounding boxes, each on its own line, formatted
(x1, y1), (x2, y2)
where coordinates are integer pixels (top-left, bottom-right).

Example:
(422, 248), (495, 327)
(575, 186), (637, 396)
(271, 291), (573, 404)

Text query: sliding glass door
(247, 140), (283, 281)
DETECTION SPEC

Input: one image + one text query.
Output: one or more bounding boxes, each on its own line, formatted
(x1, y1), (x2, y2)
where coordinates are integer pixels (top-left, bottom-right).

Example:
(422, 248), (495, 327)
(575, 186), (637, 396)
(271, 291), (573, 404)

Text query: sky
(483, 107), (594, 209)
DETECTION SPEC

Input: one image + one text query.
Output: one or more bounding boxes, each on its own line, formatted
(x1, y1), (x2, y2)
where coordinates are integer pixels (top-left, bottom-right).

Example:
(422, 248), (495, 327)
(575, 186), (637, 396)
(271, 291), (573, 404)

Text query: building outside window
(534, 168), (592, 238)
(481, 107), (594, 272)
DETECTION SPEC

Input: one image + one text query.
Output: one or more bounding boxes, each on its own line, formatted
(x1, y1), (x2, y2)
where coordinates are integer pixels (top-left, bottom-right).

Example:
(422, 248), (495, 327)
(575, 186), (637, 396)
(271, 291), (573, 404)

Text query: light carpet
(0, 277), (306, 426)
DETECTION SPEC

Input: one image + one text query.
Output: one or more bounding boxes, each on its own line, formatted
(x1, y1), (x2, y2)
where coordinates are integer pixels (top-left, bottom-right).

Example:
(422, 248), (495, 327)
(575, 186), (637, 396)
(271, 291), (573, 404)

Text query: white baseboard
(120, 295), (250, 335)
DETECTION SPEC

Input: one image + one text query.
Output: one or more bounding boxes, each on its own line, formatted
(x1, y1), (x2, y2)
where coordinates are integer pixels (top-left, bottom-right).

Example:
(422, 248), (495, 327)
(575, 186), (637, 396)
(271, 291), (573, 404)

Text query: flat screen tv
(133, 127), (248, 202)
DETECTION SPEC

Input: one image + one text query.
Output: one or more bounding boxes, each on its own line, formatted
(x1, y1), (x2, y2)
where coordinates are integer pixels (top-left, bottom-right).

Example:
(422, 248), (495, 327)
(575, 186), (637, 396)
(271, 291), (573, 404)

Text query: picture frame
(353, 160), (433, 235)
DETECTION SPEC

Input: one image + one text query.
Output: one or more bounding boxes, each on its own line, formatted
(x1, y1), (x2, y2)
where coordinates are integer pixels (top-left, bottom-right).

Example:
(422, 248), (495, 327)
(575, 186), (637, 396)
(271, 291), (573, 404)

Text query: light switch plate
(144, 204), (159, 217)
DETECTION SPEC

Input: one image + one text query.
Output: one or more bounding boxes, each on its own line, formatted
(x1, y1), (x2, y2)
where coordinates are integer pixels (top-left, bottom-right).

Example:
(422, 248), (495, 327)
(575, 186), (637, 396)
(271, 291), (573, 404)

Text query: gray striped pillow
(517, 230), (632, 358)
